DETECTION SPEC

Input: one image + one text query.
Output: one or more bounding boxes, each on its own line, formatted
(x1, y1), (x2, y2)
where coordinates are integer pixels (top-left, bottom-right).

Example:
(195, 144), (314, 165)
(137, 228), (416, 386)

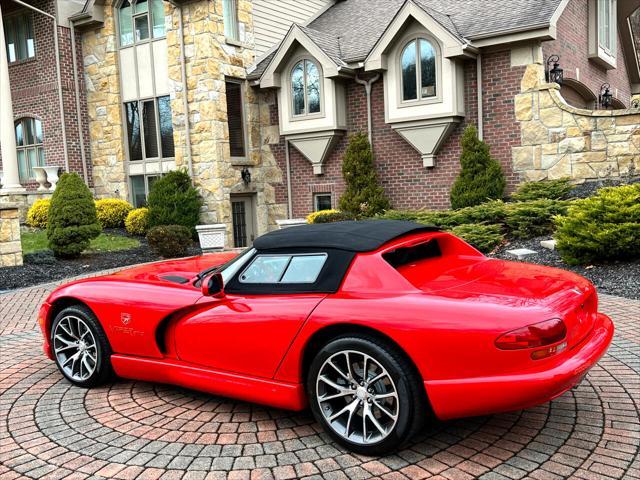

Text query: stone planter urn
(196, 224), (227, 252)
(32, 167), (48, 191)
(43, 166), (60, 190)
(276, 219), (307, 229)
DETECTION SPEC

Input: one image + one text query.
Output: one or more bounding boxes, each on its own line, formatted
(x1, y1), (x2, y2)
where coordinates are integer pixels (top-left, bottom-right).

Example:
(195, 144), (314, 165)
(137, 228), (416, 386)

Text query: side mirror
(202, 272), (224, 298)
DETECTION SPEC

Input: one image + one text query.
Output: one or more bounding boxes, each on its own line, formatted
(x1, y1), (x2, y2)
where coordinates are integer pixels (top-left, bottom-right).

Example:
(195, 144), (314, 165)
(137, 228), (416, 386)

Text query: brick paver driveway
(1, 272), (639, 480)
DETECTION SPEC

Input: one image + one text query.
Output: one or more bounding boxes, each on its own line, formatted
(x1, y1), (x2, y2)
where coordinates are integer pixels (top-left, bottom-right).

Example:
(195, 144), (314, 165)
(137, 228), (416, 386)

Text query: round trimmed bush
(95, 198), (133, 228)
(47, 173), (102, 258)
(147, 170), (202, 236)
(125, 207), (149, 236)
(26, 199), (51, 229)
(146, 225), (192, 258)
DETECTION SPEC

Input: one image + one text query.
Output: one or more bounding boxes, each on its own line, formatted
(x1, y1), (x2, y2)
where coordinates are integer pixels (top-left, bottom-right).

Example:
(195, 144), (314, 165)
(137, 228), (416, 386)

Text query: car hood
(105, 251), (240, 285)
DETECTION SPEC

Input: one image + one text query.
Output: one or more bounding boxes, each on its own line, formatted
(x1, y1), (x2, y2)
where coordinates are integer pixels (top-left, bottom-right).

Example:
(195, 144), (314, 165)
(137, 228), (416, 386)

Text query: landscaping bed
(490, 236), (640, 300)
(0, 229), (201, 292)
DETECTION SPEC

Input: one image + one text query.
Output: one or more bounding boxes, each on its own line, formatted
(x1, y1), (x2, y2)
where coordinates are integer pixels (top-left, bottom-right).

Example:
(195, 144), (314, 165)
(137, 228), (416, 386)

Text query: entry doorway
(231, 194), (257, 248)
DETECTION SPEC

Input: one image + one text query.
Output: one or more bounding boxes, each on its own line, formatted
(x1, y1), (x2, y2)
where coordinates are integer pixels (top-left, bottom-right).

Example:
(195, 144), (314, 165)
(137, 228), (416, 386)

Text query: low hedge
(26, 199), (50, 229)
(555, 184), (640, 265)
(306, 209), (355, 224)
(510, 178), (573, 201)
(146, 225), (192, 258)
(95, 198), (133, 228)
(448, 224), (505, 253)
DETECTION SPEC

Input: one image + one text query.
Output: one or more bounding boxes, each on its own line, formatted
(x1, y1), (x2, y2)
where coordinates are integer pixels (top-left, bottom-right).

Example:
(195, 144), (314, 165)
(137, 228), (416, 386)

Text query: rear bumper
(425, 312), (614, 420)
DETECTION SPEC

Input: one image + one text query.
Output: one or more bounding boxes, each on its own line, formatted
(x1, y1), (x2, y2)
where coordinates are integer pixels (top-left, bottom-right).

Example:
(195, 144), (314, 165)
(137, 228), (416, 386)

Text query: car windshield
(195, 247), (255, 285)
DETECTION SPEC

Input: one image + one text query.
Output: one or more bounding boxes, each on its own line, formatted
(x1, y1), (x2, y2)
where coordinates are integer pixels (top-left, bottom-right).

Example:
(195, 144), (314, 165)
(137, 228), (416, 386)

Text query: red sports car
(38, 220), (613, 454)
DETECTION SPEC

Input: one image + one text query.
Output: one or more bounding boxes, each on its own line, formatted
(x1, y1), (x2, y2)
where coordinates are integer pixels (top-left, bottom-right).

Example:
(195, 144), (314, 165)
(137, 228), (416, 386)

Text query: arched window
(401, 38), (437, 102)
(118, 0), (166, 47)
(291, 59), (321, 116)
(15, 118), (45, 182)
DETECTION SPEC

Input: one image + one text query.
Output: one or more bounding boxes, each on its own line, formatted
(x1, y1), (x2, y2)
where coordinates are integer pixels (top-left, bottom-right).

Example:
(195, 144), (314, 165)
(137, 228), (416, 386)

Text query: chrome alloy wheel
(316, 350), (399, 445)
(53, 315), (98, 382)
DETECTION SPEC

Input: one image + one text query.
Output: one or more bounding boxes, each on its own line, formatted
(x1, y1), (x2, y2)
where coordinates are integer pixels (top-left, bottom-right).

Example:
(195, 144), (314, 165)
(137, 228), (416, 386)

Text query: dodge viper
(38, 220), (613, 454)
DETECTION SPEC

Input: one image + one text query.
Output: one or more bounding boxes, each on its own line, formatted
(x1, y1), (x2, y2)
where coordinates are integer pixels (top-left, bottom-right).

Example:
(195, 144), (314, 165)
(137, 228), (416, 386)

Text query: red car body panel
(38, 231), (614, 419)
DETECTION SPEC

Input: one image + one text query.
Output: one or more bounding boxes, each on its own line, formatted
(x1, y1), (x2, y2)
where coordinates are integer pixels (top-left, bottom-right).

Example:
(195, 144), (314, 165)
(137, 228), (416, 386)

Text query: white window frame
(15, 117), (45, 182)
(290, 58), (324, 120)
(313, 193), (332, 212)
(588, 0), (617, 69)
(223, 0), (240, 43)
(116, 0), (166, 48)
(397, 33), (443, 108)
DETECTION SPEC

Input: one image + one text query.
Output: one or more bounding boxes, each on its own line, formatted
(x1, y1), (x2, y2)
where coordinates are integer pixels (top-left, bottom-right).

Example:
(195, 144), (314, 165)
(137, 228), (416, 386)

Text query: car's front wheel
(51, 305), (113, 388)
(307, 335), (425, 455)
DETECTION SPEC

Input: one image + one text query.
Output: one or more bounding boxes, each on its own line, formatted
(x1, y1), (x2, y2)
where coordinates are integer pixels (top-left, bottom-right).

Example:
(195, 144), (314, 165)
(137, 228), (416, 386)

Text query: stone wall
(0, 204), (23, 267)
(81, 2), (126, 199)
(514, 63), (640, 182)
(167, 0), (286, 244)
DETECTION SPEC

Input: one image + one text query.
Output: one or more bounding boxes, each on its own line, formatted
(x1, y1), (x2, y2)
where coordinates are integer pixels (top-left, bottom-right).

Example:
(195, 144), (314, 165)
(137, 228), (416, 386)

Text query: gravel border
(490, 236), (640, 300)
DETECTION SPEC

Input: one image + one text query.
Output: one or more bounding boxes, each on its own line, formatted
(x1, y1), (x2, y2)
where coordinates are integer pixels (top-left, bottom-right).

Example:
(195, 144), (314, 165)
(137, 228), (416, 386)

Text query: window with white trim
(597, 0), (616, 55)
(291, 59), (321, 116)
(3, 12), (35, 63)
(223, 0), (239, 41)
(15, 118), (45, 182)
(124, 96), (174, 162)
(118, 0), (165, 47)
(401, 38), (437, 102)
(314, 193), (332, 212)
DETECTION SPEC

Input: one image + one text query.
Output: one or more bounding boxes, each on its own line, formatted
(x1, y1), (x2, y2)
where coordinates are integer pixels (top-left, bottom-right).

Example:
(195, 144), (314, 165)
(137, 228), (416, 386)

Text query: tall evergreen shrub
(450, 125), (505, 209)
(47, 173), (101, 258)
(338, 132), (390, 217)
(147, 170), (203, 235)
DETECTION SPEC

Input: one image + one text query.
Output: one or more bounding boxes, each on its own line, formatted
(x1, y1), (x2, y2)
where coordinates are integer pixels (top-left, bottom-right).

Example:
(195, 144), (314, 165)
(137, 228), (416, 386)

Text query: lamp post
(545, 55), (564, 85)
(599, 83), (613, 109)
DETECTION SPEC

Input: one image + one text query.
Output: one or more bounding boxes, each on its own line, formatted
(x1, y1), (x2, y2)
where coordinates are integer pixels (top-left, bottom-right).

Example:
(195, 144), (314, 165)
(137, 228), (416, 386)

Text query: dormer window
(401, 38), (436, 102)
(291, 59), (321, 116)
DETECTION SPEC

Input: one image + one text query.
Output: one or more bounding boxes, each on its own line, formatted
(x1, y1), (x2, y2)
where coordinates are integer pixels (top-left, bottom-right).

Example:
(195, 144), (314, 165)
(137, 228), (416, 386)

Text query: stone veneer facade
(514, 63), (640, 181)
(0, 204), (22, 267)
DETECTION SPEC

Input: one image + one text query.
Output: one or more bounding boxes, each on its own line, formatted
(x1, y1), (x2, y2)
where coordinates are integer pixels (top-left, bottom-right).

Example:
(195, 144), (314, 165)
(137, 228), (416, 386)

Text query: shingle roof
(251, 0), (564, 80)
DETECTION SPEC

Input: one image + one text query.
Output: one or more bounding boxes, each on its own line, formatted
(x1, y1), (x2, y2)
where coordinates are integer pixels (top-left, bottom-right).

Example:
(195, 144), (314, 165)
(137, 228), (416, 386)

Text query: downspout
(11, 0), (68, 172)
(168, 0), (193, 179)
(69, 19), (88, 184)
(354, 74), (380, 147)
(285, 140), (293, 219)
(476, 53), (483, 140)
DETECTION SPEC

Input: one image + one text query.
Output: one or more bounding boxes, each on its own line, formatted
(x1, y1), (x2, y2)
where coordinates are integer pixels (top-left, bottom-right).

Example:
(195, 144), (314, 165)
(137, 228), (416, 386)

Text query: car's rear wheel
(307, 335), (425, 455)
(51, 305), (113, 388)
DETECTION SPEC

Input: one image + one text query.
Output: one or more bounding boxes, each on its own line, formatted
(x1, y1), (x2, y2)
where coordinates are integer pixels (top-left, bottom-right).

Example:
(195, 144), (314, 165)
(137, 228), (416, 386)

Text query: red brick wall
(270, 49), (522, 216)
(542, 0), (632, 105)
(0, 0), (91, 189)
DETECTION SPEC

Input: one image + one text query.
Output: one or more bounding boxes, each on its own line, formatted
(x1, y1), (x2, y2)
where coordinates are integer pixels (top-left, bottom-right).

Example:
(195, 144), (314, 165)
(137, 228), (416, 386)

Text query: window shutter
(226, 82), (246, 158)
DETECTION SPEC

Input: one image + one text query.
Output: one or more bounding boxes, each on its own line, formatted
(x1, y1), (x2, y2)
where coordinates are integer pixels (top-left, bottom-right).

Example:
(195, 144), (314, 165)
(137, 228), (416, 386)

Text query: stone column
(0, 4), (25, 193)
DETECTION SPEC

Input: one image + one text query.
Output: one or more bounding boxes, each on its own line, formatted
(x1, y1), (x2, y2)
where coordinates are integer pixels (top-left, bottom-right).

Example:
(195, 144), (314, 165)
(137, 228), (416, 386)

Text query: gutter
(285, 140), (293, 219)
(10, 0), (69, 173)
(69, 19), (88, 184)
(354, 74), (380, 147)
(477, 54), (483, 140)
(168, 0), (194, 180)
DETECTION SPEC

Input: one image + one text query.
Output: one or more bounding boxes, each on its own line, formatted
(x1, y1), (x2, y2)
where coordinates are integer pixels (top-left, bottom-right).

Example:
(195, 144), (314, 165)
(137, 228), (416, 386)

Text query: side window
(239, 254), (327, 284)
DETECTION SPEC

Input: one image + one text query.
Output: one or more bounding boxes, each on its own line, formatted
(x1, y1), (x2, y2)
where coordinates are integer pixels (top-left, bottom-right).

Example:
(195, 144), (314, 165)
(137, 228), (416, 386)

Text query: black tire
(50, 304), (113, 388)
(306, 334), (426, 455)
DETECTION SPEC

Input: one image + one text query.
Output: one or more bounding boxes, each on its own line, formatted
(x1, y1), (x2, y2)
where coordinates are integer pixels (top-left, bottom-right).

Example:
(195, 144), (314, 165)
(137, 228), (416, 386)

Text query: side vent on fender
(161, 275), (190, 284)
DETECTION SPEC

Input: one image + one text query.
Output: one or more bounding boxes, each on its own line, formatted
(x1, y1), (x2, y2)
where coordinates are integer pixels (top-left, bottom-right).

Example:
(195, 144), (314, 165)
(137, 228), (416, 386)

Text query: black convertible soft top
(253, 220), (439, 252)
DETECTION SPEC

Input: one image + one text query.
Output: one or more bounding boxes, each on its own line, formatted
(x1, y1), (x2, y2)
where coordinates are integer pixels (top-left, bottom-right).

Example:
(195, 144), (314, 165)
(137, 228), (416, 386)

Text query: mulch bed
(491, 236), (640, 300)
(0, 235), (201, 292)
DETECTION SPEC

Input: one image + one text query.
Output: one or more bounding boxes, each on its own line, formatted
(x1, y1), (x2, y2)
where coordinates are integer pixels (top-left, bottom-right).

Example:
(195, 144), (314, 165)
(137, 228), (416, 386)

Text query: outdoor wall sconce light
(599, 83), (613, 109)
(241, 167), (251, 185)
(632, 98), (640, 109)
(545, 55), (563, 85)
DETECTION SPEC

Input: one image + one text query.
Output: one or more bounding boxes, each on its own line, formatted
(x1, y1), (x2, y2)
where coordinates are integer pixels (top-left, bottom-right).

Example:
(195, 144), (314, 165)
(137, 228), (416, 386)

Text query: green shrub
(95, 198), (133, 228)
(306, 209), (355, 224)
(511, 178), (573, 201)
(147, 170), (202, 235)
(555, 184), (640, 265)
(125, 207), (149, 235)
(504, 199), (572, 239)
(450, 125), (506, 209)
(26, 199), (50, 229)
(47, 173), (101, 258)
(449, 224), (505, 253)
(146, 225), (192, 258)
(338, 132), (390, 217)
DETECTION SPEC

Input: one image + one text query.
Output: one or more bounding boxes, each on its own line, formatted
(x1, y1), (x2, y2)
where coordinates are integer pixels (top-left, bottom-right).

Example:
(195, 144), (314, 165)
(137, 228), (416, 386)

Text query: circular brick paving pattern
(0, 278), (639, 479)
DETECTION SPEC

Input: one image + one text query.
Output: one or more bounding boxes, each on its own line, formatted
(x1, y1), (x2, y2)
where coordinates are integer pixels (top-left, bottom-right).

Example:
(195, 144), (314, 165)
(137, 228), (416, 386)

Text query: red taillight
(495, 318), (567, 350)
